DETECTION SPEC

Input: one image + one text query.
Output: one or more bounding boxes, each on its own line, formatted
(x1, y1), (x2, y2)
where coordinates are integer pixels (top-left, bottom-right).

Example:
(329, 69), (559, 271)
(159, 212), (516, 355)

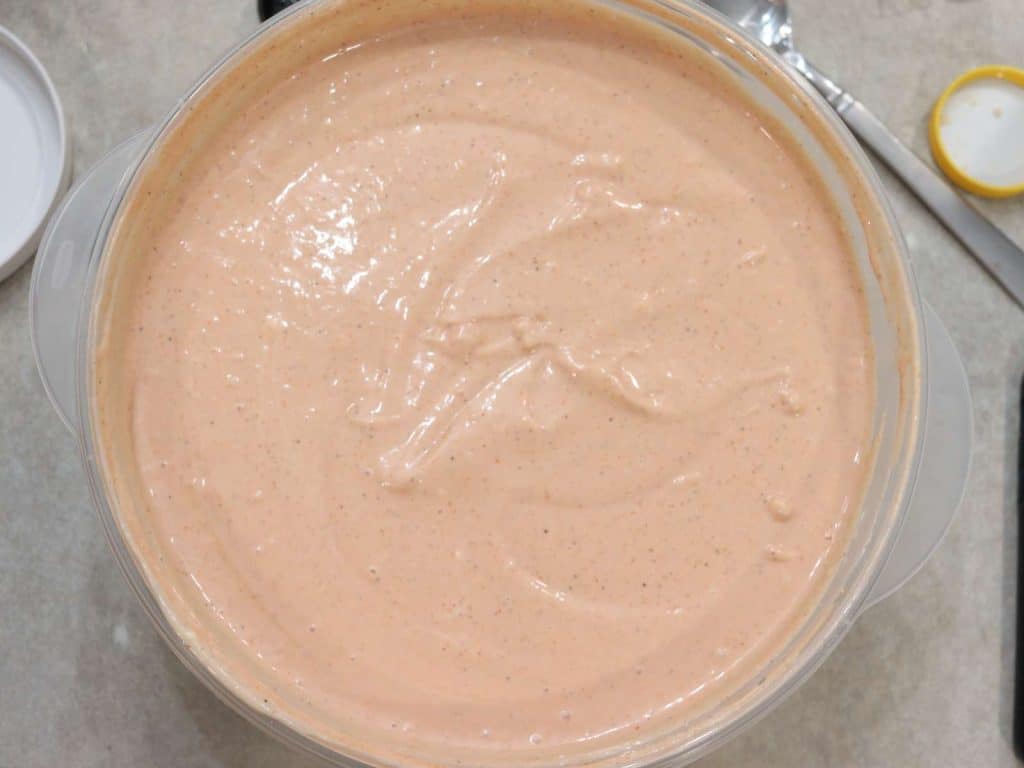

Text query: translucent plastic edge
(861, 301), (972, 609)
(30, 131), (151, 434)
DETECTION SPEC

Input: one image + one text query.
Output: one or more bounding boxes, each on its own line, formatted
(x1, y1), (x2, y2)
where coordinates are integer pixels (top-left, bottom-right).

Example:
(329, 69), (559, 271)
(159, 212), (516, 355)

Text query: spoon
(703, 0), (1024, 309)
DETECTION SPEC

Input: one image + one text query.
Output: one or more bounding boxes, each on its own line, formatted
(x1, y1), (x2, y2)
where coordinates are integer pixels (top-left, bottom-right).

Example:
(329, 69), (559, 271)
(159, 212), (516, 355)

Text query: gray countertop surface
(2, 1), (1022, 766)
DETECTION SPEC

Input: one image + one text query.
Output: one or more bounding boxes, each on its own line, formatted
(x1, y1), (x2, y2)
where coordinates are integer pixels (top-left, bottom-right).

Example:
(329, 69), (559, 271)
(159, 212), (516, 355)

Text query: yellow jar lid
(929, 65), (1024, 198)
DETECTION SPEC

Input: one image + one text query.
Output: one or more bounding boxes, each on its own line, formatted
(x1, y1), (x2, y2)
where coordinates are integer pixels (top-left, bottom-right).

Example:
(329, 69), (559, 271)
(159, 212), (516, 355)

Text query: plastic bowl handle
(30, 132), (150, 436)
(862, 302), (973, 610)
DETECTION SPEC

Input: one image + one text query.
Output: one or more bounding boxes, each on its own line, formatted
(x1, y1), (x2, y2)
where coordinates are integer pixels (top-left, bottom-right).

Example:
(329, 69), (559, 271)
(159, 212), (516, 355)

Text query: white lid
(0, 26), (71, 282)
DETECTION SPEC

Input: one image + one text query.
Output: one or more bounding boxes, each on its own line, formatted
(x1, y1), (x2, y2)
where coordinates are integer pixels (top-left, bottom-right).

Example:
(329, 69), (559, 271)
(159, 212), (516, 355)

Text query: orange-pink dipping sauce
(95, 0), (872, 760)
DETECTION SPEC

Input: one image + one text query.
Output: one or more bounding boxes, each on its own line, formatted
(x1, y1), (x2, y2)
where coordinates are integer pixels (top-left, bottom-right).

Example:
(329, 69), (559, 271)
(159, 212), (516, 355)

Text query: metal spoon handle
(794, 56), (1024, 308)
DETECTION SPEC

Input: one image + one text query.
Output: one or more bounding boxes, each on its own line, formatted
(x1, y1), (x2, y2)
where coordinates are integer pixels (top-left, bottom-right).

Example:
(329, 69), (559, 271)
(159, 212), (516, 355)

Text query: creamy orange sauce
(97, 3), (872, 759)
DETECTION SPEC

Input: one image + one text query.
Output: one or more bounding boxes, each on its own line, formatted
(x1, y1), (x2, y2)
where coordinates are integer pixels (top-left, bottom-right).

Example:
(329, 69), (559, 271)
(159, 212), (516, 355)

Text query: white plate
(0, 25), (71, 282)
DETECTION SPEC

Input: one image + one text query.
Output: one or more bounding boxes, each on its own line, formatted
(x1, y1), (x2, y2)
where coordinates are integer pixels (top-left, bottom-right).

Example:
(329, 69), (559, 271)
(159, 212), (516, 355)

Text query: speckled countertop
(1, 1), (1022, 766)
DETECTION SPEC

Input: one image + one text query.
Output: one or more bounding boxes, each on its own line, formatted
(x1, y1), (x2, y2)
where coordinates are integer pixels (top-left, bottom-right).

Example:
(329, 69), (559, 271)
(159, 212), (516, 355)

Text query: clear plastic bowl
(29, 0), (973, 766)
